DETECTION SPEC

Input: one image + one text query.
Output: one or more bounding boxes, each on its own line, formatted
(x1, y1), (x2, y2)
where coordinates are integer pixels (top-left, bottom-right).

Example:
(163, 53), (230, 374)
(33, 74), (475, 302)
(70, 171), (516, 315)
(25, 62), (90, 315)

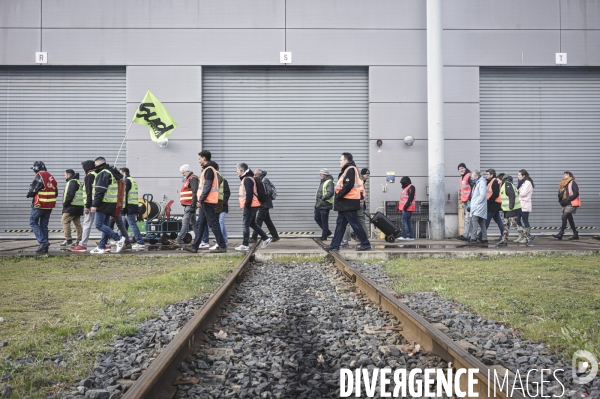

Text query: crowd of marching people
(26, 152), (585, 254)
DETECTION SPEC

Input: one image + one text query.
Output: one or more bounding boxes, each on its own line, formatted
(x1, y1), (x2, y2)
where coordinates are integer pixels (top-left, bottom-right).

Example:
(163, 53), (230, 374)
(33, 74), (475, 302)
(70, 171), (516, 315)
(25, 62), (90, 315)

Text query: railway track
(119, 240), (524, 399)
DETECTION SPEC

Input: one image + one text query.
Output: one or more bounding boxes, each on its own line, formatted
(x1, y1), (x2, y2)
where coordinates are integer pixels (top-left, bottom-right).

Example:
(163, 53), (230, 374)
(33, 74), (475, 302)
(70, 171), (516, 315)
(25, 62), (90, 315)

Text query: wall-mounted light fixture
(376, 139), (383, 147)
(404, 136), (415, 147)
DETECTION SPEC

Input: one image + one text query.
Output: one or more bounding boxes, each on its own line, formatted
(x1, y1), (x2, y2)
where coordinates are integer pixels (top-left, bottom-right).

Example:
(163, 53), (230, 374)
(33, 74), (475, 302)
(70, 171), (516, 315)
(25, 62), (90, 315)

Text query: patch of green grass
(0, 254), (242, 398)
(380, 253), (600, 360)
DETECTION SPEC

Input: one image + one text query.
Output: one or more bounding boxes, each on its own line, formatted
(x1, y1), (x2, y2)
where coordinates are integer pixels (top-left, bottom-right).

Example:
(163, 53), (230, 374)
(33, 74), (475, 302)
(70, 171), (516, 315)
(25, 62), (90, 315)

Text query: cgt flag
(132, 91), (178, 142)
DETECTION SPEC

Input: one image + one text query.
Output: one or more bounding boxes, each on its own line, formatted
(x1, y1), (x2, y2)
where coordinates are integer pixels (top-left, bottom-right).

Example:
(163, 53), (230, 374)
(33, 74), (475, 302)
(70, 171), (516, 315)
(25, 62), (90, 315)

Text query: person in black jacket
(60, 169), (84, 247)
(219, 177), (230, 243)
(399, 176), (416, 240)
(553, 171), (581, 240)
(120, 167), (145, 249)
(185, 150), (226, 253)
(250, 169), (280, 243)
(70, 160), (96, 252)
(315, 168), (334, 240)
(326, 153), (371, 251)
(481, 169), (504, 241)
(234, 163), (271, 251)
(27, 161), (58, 253)
(91, 157), (126, 254)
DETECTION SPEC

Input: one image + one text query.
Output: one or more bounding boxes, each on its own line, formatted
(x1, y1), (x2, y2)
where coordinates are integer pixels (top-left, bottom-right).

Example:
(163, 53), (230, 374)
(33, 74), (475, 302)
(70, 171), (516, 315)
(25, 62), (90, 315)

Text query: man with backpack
(235, 163), (271, 251)
(250, 169), (280, 243)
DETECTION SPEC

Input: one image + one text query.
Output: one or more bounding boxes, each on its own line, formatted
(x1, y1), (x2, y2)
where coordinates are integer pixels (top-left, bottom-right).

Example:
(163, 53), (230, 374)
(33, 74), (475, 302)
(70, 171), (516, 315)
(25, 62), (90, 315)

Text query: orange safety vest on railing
(179, 174), (197, 206)
(568, 181), (581, 207)
(398, 184), (416, 212)
(486, 178), (502, 203)
(460, 173), (471, 203)
(238, 176), (261, 209)
(198, 167), (219, 204)
(33, 171), (57, 209)
(335, 166), (361, 200)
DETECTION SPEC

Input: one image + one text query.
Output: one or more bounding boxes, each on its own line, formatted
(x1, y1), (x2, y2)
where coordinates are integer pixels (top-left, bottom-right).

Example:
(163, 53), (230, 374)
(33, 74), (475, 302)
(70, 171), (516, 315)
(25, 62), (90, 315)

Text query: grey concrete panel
(42, 0), (285, 28)
(370, 103), (478, 141)
(286, 0), (424, 29)
(127, 139), (203, 178)
(134, 177), (188, 214)
(369, 66), (479, 103)
(444, 30), (560, 66)
(444, 67), (479, 103)
(0, 29), (40, 64)
(444, 0), (560, 29)
(287, 30), (426, 66)
(42, 29), (284, 65)
(370, 103), (427, 140)
(561, 0), (600, 29)
(0, 0), (40, 28)
(369, 139), (480, 177)
(561, 31), (600, 65)
(126, 103), (202, 141)
(444, 103), (480, 140)
(127, 66), (202, 103)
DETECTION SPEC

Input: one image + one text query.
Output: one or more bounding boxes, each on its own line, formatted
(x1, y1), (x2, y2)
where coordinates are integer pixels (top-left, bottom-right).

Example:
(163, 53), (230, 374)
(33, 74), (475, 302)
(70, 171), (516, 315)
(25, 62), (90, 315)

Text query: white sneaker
(261, 237), (272, 248)
(115, 236), (126, 253)
(209, 244), (219, 250)
(406, 238), (415, 241)
(199, 242), (210, 249)
(90, 247), (105, 254)
(235, 245), (249, 251)
(398, 237), (407, 240)
(132, 243), (146, 250)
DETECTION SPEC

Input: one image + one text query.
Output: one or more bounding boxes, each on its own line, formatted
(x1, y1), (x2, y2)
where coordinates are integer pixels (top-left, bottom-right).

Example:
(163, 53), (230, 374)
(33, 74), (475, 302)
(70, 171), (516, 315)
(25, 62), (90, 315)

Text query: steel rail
(123, 242), (260, 399)
(315, 239), (525, 399)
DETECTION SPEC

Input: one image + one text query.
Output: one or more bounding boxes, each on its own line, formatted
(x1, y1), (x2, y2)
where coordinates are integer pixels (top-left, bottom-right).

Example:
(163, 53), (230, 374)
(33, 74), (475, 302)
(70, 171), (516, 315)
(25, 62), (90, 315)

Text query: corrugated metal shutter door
(203, 67), (368, 234)
(480, 68), (600, 230)
(0, 67), (126, 234)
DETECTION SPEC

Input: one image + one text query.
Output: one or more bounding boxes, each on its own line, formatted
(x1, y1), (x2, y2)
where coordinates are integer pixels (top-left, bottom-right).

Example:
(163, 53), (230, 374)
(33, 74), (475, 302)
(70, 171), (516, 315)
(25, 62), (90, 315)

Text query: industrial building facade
(1, 0), (599, 236)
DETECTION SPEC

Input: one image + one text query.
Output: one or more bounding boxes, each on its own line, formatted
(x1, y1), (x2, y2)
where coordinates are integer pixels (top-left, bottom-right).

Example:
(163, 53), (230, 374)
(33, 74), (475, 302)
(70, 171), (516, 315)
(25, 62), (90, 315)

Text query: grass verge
(0, 254), (242, 398)
(380, 253), (600, 361)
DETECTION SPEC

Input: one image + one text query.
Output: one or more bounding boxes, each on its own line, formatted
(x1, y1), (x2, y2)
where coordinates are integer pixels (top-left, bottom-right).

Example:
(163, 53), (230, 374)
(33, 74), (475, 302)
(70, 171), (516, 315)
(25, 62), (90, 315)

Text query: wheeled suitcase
(369, 211), (401, 243)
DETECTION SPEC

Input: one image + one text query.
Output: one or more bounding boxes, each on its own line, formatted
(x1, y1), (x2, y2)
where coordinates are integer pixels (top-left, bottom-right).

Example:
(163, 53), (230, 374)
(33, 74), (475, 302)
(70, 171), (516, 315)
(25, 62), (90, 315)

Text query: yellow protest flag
(132, 91), (178, 142)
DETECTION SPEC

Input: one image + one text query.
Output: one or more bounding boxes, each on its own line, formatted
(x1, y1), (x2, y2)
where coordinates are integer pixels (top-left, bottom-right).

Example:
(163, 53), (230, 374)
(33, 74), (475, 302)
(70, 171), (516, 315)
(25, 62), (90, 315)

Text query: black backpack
(254, 177), (269, 203)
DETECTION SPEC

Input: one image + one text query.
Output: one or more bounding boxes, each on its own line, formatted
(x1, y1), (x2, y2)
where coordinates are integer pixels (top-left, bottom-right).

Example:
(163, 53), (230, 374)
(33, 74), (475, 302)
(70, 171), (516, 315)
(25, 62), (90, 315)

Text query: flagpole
(114, 121), (133, 167)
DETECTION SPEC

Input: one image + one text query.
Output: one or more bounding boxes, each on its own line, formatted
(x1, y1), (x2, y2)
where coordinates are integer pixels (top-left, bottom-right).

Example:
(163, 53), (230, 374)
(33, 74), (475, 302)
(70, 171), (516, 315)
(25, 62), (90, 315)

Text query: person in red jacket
(398, 176), (416, 240)
(27, 161), (58, 253)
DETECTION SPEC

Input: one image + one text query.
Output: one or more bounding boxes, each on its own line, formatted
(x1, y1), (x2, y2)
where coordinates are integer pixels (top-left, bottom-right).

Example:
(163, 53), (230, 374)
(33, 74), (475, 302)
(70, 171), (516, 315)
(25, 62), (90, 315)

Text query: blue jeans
(126, 213), (145, 245)
(314, 209), (331, 239)
(219, 212), (228, 242)
(401, 211), (414, 239)
(516, 212), (530, 228)
(330, 210), (370, 249)
(29, 207), (52, 245)
(485, 211), (505, 236)
(242, 208), (267, 246)
(113, 214), (131, 245)
(192, 203), (226, 249)
(95, 211), (121, 249)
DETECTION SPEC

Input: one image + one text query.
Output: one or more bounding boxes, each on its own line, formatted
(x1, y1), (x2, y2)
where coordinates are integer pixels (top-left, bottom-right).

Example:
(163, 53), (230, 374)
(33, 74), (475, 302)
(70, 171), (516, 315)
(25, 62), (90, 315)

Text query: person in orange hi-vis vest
(325, 152), (371, 251)
(185, 150), (227, 253)
(174, 164), (199, 246)
(234, 162), (271, 251)
(457, 163), (473, 241)
(398, 176), (416, 240)
(27, 161), (58, 253)
(553, 171), (581, 241)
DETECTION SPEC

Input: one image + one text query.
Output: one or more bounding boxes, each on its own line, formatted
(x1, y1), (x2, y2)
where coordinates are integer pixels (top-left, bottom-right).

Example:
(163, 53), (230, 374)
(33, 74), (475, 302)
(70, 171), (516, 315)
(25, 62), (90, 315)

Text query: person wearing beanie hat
(60, 168), (84, 248)
(315, 168), (334, 240)
(457, 163), (473, 241)
(27, 161), (58, 253)
(344, 168), (371, 244)
(70, 160), (98, 252)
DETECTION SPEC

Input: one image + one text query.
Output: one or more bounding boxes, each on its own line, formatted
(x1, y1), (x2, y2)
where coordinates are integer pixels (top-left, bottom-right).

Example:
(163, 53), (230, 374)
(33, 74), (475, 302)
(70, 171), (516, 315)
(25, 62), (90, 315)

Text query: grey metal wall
(480, 67), (600, 229)
(0, 67), (126, 232)
(1, 0), (600, 236)
(203, 67), (368, 233)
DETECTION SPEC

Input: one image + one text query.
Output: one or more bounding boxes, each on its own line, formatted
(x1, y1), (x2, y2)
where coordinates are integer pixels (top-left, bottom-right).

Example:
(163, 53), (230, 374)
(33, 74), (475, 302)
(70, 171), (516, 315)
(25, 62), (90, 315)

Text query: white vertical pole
(427, 0), (445, 239)
(114, 121), (134, 167)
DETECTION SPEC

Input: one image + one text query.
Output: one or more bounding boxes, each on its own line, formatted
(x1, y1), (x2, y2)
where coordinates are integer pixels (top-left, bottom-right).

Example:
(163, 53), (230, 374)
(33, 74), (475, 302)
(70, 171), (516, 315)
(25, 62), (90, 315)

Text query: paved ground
(1, 235), (599, 259)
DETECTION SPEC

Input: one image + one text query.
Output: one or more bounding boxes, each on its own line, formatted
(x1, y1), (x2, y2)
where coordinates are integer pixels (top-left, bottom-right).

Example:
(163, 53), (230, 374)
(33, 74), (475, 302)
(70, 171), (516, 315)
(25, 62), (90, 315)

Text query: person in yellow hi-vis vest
(314, 168), (334, 241)
(60, 169), (84, 248)
(90, 157), (126, 254)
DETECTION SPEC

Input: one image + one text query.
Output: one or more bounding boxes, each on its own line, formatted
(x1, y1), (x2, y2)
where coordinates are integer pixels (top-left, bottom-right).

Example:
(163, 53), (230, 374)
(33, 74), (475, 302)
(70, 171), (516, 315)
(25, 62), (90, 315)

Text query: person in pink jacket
(515, 169), (534, 246)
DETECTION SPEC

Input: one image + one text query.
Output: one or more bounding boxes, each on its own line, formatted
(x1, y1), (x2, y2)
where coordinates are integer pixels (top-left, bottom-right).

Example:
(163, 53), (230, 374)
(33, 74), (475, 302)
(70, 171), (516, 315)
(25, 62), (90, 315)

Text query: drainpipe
(427, 0), (445, 239)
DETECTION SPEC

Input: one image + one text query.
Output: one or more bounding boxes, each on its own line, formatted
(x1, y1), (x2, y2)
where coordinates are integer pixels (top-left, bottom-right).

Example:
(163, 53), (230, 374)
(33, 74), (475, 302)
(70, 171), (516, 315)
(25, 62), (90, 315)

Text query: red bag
(112, 179), (126, 217)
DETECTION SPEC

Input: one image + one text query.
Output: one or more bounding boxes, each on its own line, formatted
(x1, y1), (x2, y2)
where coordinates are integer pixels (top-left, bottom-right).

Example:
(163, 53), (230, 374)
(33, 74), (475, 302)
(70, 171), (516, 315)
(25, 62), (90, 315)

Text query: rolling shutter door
(0, 67), (126, 235)
(203, 67), (368, 234)
(480, 67), (600, 230)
